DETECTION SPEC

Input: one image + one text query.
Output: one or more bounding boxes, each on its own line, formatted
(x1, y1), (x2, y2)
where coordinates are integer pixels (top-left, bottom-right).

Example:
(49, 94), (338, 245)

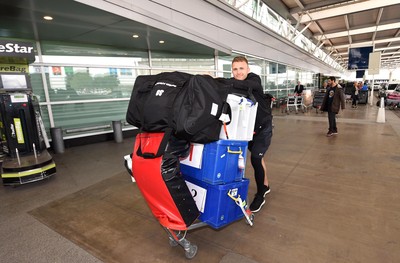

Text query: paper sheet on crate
(185, 181), (207, 213)
(180, 143), (204, 169)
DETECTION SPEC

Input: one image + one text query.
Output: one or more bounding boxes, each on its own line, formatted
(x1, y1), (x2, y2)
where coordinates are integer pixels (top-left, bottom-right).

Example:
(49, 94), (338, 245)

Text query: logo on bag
(155, 90), (164, 96)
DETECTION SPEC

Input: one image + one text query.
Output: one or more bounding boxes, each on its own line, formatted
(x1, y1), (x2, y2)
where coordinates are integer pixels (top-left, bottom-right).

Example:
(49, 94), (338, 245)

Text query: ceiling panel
(330, 37), (349, 46)
(0, 0), (217, 57)
(318, 17), (346, 32)
(348, 9), (378, 28)
(351, 33), (374, 42)
(282, 0), (400, 69)
(375, 29), (399, 39)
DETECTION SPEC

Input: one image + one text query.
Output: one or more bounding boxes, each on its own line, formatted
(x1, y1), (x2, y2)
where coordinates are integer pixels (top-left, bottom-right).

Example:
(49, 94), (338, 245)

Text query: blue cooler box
(184, 176), (249, 229)
(180, 140), (248, 184)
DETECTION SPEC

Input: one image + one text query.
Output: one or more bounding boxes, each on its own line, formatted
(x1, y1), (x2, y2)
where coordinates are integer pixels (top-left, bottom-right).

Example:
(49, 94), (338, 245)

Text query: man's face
(232, 61), (250, 80)
(328, 79), (333, 86)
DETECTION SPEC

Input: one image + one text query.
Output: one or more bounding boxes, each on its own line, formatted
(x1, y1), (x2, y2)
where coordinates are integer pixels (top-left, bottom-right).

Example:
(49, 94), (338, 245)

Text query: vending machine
(0, 72), (56, 186)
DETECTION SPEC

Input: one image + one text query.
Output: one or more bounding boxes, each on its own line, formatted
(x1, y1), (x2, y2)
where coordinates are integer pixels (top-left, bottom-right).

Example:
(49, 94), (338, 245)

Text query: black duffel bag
(173, 74), (230, 143)
(126, 72), (230, 143)
(126, 71), (191, 132)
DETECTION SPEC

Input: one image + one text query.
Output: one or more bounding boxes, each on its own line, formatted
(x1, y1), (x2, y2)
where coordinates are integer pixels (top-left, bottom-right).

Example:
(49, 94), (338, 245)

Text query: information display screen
(348, 46), (373, 70)
(0, 73), (31, 91)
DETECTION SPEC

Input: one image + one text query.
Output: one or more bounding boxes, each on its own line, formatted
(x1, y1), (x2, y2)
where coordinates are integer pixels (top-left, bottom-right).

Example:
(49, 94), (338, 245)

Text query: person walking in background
(320, 76), (346, 137)
(294, 81), (304, 96)
(352, 81), (359, 108)
(320, 80), (328, 92)
(231, 56), (273, 213)
(361, 82), (368, 91)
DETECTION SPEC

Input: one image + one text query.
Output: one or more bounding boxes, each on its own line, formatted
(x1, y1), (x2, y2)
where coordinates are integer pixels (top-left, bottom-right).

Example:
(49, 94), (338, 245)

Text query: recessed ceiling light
(159, 40), (165, 44)
(43, 16), (53, 21)
(132, 34), (139, 38)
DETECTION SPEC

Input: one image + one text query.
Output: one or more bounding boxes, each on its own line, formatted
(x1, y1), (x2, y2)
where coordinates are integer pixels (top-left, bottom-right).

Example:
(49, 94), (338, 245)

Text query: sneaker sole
(251, 200), (266, 213)
(263, 189), (271, 197)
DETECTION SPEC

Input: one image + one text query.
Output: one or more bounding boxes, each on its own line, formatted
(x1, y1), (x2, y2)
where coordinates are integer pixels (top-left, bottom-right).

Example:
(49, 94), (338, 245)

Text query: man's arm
(229, 73), (263, 94)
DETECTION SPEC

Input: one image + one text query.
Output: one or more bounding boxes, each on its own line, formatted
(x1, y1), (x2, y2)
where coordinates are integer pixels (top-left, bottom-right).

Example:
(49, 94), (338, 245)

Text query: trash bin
(358, 90), (368, 104)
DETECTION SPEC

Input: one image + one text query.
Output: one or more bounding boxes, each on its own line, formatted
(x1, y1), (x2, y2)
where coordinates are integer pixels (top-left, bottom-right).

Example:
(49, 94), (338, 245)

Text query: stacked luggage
(126, 72), (258, 258)
(312, 91), (325, 113)
(180, 94), (257, 229)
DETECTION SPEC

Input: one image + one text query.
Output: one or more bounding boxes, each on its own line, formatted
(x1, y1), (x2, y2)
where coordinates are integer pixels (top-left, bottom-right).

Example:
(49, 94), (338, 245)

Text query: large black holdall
(126, 71), (191, 132)
(126, 72), (230, 143)
(173, 74), (230, 143)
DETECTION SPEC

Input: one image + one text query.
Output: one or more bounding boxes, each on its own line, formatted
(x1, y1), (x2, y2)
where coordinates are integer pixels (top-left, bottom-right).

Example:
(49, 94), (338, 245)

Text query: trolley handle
(227, 190), (254, 226)
(227, 147), (242, 154)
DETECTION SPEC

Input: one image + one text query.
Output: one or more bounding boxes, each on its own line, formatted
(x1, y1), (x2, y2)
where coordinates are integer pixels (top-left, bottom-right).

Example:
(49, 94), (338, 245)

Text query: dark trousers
(352, 95), (358, 106)
(328, 111), (337, 132)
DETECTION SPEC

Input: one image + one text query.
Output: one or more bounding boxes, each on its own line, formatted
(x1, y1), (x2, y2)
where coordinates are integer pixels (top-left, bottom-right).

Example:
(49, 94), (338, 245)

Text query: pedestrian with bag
(320, 76), (346, 137)
(351, 81), (359, 108)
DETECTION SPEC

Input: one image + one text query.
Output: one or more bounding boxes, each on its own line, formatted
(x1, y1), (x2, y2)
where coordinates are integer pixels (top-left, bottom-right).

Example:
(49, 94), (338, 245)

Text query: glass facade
(23, 41), (318, 139)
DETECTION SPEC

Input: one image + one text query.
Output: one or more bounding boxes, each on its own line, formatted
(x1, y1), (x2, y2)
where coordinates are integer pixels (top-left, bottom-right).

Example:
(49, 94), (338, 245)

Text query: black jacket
(294, 84), (304, 95)
(217, 73), (272, 135)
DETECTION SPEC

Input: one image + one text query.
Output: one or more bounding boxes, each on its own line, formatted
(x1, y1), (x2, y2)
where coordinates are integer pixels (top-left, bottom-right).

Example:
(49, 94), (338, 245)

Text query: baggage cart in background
(312, 91), (325, 113)
(358, 90), (368, 104)
(285, 95), (305, 114)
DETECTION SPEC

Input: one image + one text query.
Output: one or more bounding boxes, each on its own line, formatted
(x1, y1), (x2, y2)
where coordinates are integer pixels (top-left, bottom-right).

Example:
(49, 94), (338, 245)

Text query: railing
(220, 0), (344, 72)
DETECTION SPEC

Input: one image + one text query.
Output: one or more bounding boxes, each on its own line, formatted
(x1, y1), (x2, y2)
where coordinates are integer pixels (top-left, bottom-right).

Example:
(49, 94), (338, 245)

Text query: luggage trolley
(127, 132), (254, 259)
(286, 95), (305, 114)
(312, 91), (325, 113)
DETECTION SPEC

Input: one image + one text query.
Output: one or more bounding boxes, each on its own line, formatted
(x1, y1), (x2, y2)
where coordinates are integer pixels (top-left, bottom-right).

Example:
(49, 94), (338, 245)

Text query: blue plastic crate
(184, 176), (250, 229)
(180, 140), (248, 184)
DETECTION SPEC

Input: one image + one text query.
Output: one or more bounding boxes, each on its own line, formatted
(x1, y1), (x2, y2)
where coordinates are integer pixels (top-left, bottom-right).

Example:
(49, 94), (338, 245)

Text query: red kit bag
(131, 131), (199, 230)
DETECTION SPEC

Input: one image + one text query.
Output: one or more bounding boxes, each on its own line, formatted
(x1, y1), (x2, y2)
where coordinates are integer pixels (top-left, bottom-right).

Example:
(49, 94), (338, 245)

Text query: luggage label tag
(229, 188), (238, 197)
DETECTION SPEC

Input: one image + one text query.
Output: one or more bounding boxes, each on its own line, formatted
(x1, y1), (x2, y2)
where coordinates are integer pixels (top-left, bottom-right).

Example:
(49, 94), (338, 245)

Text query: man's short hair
(329, 76), (336, 82)
(232, 56), (248, 65)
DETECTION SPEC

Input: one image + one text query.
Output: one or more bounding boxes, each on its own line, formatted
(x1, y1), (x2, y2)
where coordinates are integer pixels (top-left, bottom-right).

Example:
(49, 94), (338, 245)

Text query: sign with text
(368, 51), (381, 75)
(0, 40), (35, 63)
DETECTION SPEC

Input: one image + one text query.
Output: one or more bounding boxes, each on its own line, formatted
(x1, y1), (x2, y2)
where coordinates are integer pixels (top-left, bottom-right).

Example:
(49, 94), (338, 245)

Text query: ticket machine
(0, 72), (56, 185)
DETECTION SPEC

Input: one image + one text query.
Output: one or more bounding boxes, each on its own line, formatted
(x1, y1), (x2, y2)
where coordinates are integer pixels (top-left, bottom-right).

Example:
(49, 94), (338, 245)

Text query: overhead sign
(348, 46), (373, 70)
(0, 64), (29, 73)
(0, 40), (35, 64)
(368, 51), (381, 75)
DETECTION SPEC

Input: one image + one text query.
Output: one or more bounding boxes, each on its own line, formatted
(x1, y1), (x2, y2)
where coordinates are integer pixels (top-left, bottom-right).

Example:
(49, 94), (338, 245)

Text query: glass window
(51, 100), (130, 137)
(151, 52), (215, 75)
(40, 41), (149, 66)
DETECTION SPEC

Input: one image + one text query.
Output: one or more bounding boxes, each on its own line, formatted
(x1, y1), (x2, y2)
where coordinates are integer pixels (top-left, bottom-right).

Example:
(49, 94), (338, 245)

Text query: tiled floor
(0, 103), (399, 263)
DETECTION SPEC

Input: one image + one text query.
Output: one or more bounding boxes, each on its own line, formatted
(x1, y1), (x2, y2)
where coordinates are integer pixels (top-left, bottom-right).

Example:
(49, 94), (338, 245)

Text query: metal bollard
(112, 120), (123, 143)
(50, 127), (65, 153)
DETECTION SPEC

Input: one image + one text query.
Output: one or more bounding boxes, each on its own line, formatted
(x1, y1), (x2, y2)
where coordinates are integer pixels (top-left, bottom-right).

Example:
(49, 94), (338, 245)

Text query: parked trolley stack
(285, 94), (305, 114)
(312, 91), (326, 113)
(125, 73), (257, 259)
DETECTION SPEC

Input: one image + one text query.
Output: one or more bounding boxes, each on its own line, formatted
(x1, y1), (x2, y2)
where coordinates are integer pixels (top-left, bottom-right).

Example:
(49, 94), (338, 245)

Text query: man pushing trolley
(124, 69), (273, 258)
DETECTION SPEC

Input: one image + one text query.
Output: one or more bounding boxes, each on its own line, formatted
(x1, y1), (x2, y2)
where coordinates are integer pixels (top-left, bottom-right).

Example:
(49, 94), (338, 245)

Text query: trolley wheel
(168, 238), (179, 247)
(185, 244), (198, 259)
(245, 213), (255, 225)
